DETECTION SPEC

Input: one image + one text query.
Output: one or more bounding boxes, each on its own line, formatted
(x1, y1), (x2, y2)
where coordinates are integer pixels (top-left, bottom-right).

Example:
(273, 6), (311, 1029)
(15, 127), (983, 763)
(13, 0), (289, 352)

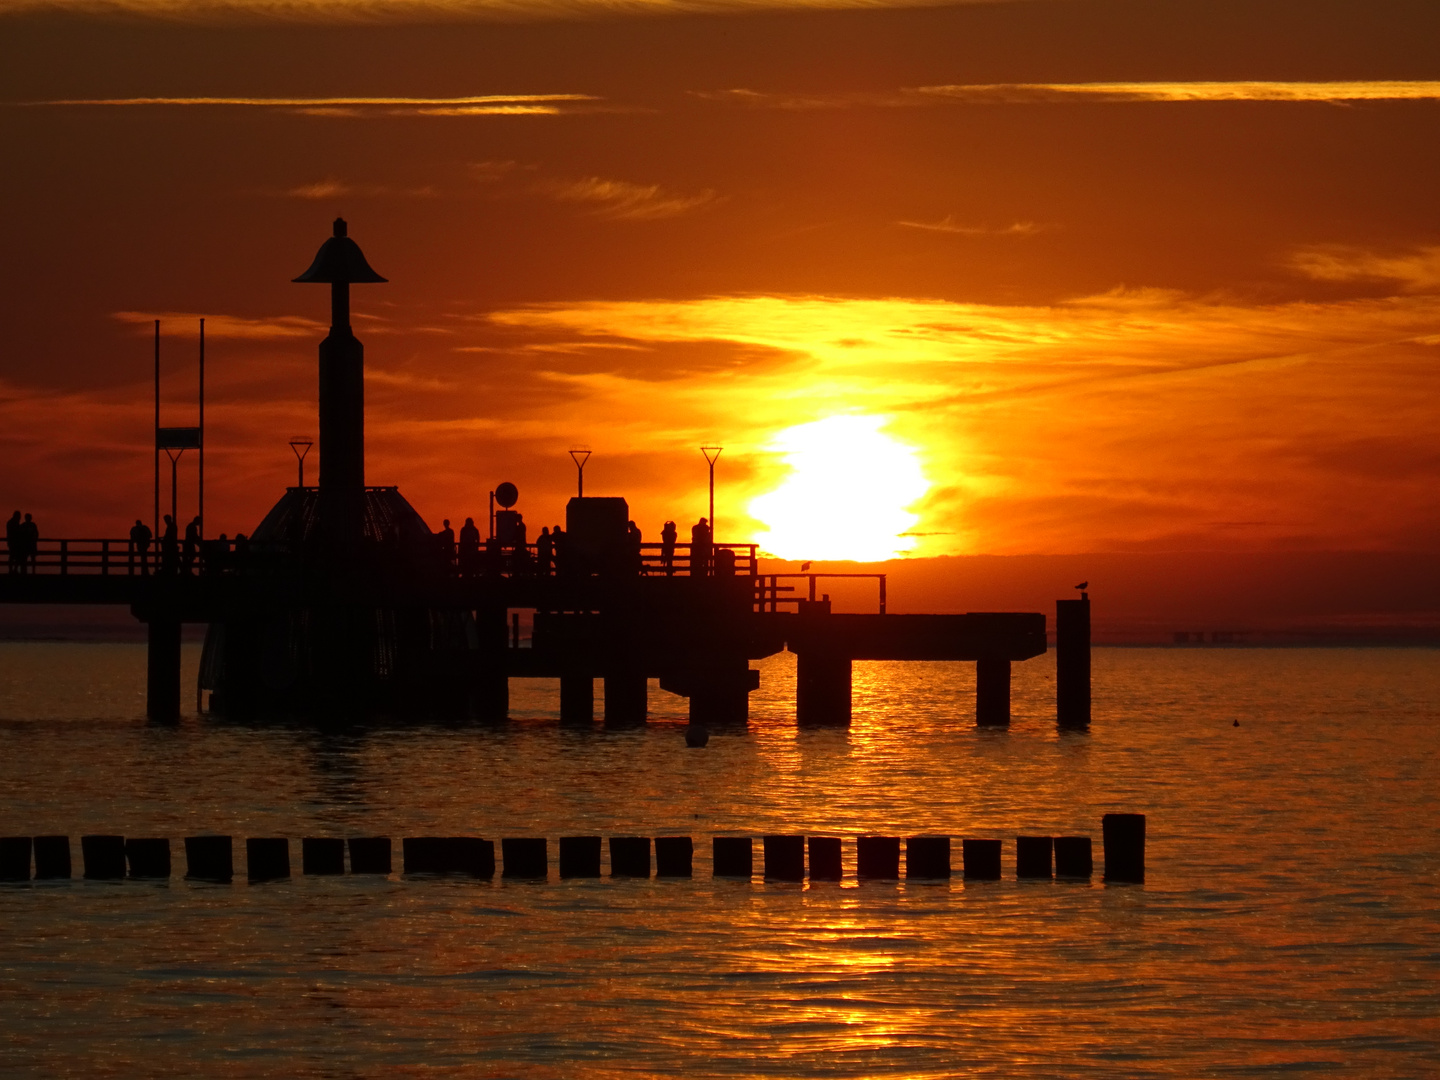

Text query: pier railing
(754, 573), (888, 615)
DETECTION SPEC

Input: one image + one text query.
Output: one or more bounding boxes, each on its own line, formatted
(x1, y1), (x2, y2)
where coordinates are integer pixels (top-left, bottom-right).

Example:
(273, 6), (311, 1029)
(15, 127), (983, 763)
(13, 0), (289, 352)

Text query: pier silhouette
(0, 218), (1085, 727)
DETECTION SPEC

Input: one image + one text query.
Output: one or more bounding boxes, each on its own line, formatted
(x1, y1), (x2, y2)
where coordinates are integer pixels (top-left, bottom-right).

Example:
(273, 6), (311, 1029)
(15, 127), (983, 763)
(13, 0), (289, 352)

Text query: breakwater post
(654, 836), (692, 877)
(1102, 813), (1145, 883)
(975, 658), (1011, 726)
(763, 835), (805, 881)
(1056, 594), (1091, 728)
(807, 836), (842, 880)
(1054, 836), (1092, 878)
(856, 835), (900, 879)
(1015, 835), (1053, 879)
(82, 835), (126, 879)
(1, 836), (32, 880)
(146, 618), (182, 722)
(962, 838), (1001, 880)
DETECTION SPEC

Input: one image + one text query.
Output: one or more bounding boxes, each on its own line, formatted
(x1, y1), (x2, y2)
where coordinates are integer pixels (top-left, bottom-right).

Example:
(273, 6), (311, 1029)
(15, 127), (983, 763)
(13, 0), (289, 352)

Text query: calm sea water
(0, 644), (1436, 1077)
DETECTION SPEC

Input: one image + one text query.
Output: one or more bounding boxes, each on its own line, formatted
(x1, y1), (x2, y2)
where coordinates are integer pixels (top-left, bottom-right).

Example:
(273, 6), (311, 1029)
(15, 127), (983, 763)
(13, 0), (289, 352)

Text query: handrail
(754, 572), (887, 614)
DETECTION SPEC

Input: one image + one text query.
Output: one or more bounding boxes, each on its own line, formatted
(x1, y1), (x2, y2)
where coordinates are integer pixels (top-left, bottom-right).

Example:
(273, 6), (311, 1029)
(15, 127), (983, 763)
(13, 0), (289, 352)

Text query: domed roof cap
(293, 217), (387, 284)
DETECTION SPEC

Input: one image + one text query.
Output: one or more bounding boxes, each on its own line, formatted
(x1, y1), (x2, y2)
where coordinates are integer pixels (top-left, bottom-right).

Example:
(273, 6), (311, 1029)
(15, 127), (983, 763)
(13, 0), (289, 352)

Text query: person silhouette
(551, 524), (566, 576)
(536, 526), (553, 576)
(627, 520), (643, 574)
(690, 517), (711, 577)
(660, 520), (677, 576)
(160, 513), (179, 574)
(183, 515), (201, 574)
(437, 518), (456, 570)
(20, 513), (38, 573)
(5, 511), (20, 574)
(129, 518), (152, 576)
(458, 516), (481, 577)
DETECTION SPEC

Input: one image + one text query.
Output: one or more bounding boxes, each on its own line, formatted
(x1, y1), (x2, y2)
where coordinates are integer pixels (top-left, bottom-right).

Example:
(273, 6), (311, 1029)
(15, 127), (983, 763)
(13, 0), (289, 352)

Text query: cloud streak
(19, 94), (597, 117)
(912, 80), (1440, 104)
(541, 177), (720, 220)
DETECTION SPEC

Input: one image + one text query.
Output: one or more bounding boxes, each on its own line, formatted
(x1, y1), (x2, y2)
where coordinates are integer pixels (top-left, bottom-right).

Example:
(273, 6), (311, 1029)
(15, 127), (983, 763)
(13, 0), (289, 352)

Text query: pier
(0, 218), (1084, 727)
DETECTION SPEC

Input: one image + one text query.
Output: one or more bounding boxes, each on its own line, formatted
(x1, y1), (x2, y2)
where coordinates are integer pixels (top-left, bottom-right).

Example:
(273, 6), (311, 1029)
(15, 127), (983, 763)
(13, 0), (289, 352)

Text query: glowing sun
(749, 414), (929, 562)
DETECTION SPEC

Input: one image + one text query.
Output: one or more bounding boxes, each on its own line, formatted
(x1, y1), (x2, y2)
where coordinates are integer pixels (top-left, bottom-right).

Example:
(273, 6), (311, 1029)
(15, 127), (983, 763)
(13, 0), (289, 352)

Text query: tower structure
(293, 217), (386, 548)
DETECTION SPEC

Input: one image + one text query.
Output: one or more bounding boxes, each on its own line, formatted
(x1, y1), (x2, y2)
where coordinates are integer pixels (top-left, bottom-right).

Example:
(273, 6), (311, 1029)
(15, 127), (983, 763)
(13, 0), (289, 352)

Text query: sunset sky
(2, 0), (1438, 623)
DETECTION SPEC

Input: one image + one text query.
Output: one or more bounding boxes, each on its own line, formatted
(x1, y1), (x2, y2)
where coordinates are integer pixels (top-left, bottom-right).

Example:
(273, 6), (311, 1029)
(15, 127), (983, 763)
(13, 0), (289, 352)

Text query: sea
(0, 643), (1436, 1077)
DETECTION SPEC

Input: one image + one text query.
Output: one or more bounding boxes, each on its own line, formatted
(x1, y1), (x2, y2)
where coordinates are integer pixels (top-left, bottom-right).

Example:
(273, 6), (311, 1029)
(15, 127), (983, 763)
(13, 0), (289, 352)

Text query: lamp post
(568, 447), (591, 497)
(701, 445), (722, 536)
(289, 437), (313, 488)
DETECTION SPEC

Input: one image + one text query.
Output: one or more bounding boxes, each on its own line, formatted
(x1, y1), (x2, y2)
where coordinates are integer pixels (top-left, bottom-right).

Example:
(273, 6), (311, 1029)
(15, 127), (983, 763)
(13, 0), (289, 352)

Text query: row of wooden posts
(0, 815), (1144, 884)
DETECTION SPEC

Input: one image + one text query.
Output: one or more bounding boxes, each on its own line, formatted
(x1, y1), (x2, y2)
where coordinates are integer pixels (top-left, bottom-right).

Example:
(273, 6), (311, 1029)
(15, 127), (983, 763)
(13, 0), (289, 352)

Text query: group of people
(429, 513), (727, 577)
(127, 514), (235, 575)
(4, 511), (39, 573)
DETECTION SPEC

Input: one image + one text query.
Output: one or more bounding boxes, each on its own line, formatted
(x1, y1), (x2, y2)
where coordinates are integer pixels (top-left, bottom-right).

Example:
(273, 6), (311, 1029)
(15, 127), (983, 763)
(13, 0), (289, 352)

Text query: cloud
(278, 178), (436, 198)
(897, 217), (1047, 237)
(111, 311), (325, 339)
(19, 94), (597, 117)
(1289, 245), (1440, 293)
(541, 177), (720, 220)
(912, 81), (1440, 104)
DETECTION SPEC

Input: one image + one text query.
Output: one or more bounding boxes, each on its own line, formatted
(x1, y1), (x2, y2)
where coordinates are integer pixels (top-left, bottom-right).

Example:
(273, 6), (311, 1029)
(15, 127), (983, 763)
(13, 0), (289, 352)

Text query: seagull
(801, 561), (812, 572)
(1075, 581), (1088, 590)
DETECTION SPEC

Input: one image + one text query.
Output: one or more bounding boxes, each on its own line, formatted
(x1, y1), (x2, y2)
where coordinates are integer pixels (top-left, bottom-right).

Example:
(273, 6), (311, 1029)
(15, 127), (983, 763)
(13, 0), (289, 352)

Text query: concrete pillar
(125, 838), (171, 878)
(655, 836), (693, 877)
(905, 836), (951, 879)
(185, 835), (233, 882)
(603, 670), (647, 727)
(1103, 813), (1145, 883)
(146, 619), (182, 722)
(502, 837), (548, 879)
(687, 663), (756, 726)
(609, 836), (651, 877)
(302, 837), (345, 875)
(348, 837), (391, 874)
(1054, 836), (1093, 878)
(856, 835), (900, 879)
(33, 835), (71, 879)
(560, 836), (602, 878)
(763, 835), (805, 881)
(712, 836), (752, 878)
(1057, 596), (1091, 728)
(962, 838), (1002, 880)
(796, 651), (852, 726)
(976, 658), (1011, 726)
(560, 676), (594, 723)
(1016, 836), (1054, 878)
(246, 837), (291, 881)
(81, 835), (126, 879)
(807, 836), (842, 881)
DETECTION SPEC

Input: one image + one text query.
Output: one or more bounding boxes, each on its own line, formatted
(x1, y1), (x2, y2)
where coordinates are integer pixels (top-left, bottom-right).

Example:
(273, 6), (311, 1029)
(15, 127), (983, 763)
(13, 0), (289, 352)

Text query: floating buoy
(685, 725), (709, 747)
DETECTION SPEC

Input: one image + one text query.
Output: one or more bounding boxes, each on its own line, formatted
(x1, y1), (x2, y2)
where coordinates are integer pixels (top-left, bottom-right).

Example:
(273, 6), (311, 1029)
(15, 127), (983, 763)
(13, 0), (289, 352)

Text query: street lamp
(289, 436), (313, 488)
(568, 447), (591, 497)
(701, 445), (722, 536)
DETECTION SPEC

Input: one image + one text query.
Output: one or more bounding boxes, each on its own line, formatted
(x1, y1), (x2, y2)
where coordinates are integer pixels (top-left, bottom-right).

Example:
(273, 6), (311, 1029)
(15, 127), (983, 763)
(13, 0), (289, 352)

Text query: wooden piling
(609, 836), (651, 877)
(302, 837), (345, 875)
(603, 671), (648, 727)
(654, 836), (693, 877)
(1054, 836), (1093, 878)
(1102, 813), (1145, 883)
(81, 835), (126, 879)
(502, 837), (548, 879)
(763, 835), (805, 881)
(348, 837), (392, 874)
(905, 836), (951, 879)
(856, 835), (900, 880)
(185, 835), (233, 882)
(33, 835), (71, 879)
(1056, 596), (1091, 728)
(0, 836), (32, 881)
(125, 838), (171, 878)
(560, 835), (601, 878)
(247, 837), (291, 881)
(1016, 836), (1053, 879)
(962, 838), (1002, 880)
(712, 836), (752, 878)
(807, 836), (842, 881)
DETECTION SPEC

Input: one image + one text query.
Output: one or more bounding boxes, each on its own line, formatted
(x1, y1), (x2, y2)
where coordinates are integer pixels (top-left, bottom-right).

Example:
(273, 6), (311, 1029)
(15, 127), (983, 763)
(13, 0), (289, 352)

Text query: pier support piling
(796, 651), (852, 726)
(1102, 813), (1145, 883)
(146, 619), (182, 722)
(975, 658), (1011, 726)
(1057, 596), (1091, 729)
(603, 670), (648, 727)
(559, 676), (594, 724)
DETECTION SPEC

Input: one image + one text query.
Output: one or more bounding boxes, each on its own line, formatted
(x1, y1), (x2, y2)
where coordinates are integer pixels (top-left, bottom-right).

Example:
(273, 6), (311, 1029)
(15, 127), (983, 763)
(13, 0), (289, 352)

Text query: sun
(748, 414), (929, 562)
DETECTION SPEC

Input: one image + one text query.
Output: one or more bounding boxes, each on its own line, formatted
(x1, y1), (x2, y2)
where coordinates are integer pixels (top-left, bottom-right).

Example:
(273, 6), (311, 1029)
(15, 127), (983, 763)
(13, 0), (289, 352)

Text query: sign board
(156, 426), (202, 450)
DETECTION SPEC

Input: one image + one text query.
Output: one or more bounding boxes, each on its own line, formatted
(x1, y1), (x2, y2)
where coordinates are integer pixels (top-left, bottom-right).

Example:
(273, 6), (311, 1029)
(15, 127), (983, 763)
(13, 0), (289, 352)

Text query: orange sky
(1, 0), (1438, 609)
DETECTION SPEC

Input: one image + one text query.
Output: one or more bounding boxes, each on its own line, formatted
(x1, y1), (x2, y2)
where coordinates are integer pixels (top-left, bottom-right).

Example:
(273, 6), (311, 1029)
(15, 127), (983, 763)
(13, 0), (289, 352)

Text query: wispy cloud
(541, 177), (720, 220)
(278, 178), (435, 198)
(1289, 244), (1440, 293)
(897, 217), (1047, 237)
(912, 81), (1440, 104)
(20, 94), (596, 117)
(112, 311), (325, 339)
